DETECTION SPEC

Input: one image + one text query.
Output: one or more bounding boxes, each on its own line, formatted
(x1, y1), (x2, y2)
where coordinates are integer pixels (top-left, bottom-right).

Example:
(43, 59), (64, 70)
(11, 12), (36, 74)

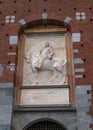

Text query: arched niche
(14, 19), (75, 106)
(18, 19), (71, 36)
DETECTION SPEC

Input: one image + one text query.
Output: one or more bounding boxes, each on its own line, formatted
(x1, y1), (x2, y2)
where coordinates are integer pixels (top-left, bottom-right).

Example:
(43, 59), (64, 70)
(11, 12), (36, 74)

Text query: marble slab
(20, 87), (70, 106)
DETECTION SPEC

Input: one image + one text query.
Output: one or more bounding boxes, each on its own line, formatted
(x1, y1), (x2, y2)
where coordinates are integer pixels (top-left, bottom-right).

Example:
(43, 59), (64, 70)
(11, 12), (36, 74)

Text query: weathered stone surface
(13, 111), (77, 130)
(19, 19), (26, 25)
(76, 85), (92, 130)
(0, 83), (13, 130)
(0, 125), (11, 130)
(42, 13), (48, 19)
(72, 33), (81, 42)
(64, 17), (72, 23)
(9, 36), (18, 44)
(74, 58), (84, 64)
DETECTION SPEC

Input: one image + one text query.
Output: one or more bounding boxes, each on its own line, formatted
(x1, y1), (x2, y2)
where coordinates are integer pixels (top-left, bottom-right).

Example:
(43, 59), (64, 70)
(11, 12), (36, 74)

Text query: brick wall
(0, 0), (93, 129)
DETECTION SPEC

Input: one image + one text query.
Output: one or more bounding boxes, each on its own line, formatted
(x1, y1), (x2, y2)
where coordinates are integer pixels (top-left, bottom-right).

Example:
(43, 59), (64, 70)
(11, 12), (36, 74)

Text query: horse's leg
(59, 72), (67, 84)
(32, 67), (39, 84)
(48, 70), (66, 84)
(48, 70), (58, 84)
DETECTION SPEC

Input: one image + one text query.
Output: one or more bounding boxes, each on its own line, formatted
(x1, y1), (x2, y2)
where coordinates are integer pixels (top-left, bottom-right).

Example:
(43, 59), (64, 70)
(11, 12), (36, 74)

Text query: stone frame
(14, 27), (75, 106)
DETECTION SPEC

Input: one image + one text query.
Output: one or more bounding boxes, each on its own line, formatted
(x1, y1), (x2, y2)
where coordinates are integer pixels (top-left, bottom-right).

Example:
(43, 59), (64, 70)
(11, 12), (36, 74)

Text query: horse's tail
(62, 59), (67, 66)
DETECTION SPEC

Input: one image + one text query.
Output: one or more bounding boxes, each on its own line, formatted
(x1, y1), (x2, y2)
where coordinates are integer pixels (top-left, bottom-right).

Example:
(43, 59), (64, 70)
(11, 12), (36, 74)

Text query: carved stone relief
(23, 34), (69, 86)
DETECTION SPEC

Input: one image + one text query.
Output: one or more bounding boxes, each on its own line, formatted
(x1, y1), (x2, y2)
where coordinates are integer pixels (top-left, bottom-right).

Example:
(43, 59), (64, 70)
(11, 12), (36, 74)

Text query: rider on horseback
(32, 42), (55, 69)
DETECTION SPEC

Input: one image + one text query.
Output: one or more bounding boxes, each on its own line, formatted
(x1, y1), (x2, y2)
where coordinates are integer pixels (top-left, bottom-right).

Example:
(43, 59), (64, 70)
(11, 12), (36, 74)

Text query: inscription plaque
(20, 86), (70, 107)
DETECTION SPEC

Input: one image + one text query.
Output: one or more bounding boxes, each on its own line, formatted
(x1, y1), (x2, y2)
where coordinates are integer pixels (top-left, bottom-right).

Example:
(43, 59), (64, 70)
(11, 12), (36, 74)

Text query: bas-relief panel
(23, 34), (68, 86)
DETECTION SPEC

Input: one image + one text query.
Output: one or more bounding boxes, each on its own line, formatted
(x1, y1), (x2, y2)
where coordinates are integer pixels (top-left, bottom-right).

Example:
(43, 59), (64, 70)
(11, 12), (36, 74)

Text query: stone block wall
(0, 83), (13, 130)
(76, 85), (92, 130)
(13, 110), (77, 130)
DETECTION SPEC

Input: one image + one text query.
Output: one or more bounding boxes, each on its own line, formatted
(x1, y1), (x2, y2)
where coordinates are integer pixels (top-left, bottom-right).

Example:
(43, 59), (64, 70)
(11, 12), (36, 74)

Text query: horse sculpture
(24, 43), (67, 85)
